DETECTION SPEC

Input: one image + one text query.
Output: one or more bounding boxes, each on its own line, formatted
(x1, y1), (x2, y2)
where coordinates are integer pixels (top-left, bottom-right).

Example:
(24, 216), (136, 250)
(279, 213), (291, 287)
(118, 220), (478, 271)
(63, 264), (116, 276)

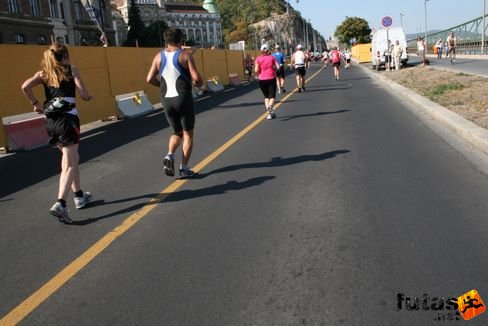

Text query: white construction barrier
(115, 91), (154, 119)
(206, 76), (224, 93)
(2, 113), (49, 151)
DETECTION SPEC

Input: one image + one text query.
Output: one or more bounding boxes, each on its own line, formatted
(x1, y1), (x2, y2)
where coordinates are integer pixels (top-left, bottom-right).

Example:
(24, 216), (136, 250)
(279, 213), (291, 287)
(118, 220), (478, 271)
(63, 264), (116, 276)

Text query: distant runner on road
(255, 44), (280, 120)
(330, 47), (342, 80)
(291, 44), (309, 92)
(272, 44), (287, 94)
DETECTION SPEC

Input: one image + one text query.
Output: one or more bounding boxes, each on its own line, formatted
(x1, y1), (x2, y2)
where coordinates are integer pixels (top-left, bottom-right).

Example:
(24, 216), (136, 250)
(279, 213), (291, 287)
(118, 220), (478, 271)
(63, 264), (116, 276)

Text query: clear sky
(291, 0), (486, 39)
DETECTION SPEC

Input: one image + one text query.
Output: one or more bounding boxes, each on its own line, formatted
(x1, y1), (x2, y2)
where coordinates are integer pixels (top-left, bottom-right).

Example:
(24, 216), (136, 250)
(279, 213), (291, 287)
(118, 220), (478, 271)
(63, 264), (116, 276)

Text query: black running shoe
(177, 167), (196, 179)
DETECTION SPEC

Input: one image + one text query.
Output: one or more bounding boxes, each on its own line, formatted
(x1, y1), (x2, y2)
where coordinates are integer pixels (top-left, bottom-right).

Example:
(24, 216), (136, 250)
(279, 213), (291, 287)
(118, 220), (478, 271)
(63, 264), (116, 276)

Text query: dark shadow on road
(198, 150), (350, 178)
(164, 176), (275, 202)
(215, 102), (264, 109)
(0, 81), (269, 199)
(339, 77), (371, 81)
(278, 110), (351, 121)
(70, 176), (275, 225)
(304, 85), (351, 92)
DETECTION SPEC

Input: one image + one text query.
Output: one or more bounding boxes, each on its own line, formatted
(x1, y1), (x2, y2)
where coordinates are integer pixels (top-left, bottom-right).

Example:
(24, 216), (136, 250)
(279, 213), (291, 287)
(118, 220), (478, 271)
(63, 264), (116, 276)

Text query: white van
(371, 27), (409, 70)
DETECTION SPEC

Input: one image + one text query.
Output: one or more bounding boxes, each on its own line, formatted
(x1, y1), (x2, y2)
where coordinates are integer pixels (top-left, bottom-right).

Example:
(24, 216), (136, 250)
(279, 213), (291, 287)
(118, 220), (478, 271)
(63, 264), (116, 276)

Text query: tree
(215, 0), (287, 48)
(124, 0), (145, 46)
(141, 21), (168, 47)
(335, 17), (371, 45)
(225, 20), (249, 44)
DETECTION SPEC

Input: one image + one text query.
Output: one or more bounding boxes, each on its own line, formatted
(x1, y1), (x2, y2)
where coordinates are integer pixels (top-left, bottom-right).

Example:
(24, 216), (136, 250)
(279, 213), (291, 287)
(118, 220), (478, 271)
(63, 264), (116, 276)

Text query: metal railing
(408, 14), (488, 55)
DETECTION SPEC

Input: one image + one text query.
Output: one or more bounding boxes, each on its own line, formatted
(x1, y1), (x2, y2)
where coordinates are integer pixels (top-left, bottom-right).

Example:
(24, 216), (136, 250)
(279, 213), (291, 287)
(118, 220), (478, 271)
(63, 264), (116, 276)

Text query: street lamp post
(400, 12), (405, 29)
(482, 0), (486, 54)
(424, 0), (430, 55)
(424, 0), (429, 40)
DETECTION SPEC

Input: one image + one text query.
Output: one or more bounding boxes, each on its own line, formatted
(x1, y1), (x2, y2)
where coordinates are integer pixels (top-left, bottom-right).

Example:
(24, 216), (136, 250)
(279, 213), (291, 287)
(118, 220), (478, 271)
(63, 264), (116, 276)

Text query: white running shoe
(74, 192), (92, 209)
(163, 154), (175, 177)
(50, 202), (72, 224)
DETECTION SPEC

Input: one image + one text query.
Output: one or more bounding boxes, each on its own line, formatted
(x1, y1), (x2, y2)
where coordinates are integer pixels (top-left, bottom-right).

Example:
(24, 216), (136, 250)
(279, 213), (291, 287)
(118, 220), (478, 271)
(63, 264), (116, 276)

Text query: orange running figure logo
(457, 290), (485, 320)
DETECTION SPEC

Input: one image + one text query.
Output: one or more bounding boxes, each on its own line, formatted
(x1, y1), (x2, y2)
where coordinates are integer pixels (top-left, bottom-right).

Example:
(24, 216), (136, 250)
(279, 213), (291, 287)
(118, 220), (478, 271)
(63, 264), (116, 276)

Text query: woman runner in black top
(21, 43), (94, 224)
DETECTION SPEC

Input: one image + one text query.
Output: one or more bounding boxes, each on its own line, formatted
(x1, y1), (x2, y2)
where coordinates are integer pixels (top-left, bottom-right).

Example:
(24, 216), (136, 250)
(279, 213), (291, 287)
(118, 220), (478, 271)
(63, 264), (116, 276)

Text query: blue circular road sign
(382, 16), (393, 28)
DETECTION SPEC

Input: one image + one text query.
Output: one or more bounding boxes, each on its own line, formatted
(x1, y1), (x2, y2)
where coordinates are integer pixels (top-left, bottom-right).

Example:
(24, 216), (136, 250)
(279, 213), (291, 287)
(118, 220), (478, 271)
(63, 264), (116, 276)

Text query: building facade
(0, 0), (115, 46)
(112, 0), (222, 48)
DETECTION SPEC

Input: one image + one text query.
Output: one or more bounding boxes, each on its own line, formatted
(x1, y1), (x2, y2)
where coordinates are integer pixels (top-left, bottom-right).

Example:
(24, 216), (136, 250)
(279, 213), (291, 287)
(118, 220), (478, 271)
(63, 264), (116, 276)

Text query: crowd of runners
(21, 27), (355, 224)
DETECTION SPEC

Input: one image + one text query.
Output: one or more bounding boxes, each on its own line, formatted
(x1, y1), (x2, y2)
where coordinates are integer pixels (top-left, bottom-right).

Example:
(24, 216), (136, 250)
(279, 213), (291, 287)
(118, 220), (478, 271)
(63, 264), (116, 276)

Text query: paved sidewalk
(415, 54), (488, 78)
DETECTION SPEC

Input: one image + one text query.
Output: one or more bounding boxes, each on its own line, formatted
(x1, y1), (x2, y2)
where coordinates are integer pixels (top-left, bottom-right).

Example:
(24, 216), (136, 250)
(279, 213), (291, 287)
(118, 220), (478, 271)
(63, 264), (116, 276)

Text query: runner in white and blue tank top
(146, 28), (203, 179)
(159, 48), (195, 134)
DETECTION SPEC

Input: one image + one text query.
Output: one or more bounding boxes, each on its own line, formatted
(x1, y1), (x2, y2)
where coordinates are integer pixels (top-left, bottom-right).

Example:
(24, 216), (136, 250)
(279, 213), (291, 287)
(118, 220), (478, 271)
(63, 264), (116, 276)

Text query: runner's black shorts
(162, 92), (195, 133)
(276, 66), (285, 78)
(259, 78), (277, 99)
(295, 66), (306, 76)
(45, 113), (80, 146)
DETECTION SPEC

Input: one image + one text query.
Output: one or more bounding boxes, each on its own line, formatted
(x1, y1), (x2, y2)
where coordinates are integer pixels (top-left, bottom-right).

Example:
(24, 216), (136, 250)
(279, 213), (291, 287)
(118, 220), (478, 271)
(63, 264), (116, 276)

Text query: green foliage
(428, 82), (465, 99)
(335, 17), (371, 45)
(124, 0), (145, 46)
(124, 0), (168, 47)
(215, 0), (287, 46)
(141, 21), (168, 48)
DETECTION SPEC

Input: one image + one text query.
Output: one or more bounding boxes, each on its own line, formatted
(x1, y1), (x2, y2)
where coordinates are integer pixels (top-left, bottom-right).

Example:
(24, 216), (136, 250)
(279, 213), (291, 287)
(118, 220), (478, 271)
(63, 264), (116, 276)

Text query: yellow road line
(0, 65), (325, 326)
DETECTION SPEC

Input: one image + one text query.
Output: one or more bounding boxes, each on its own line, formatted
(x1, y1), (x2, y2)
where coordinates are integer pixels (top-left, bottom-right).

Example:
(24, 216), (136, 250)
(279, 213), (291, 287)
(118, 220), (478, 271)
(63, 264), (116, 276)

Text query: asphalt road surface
(1, 63), (488, 325)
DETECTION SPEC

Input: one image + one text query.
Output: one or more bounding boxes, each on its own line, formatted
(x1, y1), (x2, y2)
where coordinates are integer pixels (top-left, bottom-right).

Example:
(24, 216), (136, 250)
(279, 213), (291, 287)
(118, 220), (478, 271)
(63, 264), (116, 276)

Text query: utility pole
(305, 19), (309, 50)
(155, 2), (162, 47)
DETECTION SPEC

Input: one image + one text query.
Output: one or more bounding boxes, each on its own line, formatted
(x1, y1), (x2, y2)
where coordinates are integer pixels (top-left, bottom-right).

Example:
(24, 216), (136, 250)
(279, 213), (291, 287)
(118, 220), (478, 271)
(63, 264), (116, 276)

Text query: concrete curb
(358, 64), (488, 155)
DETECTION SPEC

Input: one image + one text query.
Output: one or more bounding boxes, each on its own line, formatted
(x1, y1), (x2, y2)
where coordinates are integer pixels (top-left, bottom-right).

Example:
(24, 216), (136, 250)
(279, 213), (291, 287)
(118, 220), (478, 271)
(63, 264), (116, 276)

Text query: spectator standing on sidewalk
(384, 40), (394, 71)
(146, 27), (203, 179)
(417, 36), (426, 66)
(435, 39), (443, 59)
(392, 40), (403, 70)
(21, 43), (94, 224)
